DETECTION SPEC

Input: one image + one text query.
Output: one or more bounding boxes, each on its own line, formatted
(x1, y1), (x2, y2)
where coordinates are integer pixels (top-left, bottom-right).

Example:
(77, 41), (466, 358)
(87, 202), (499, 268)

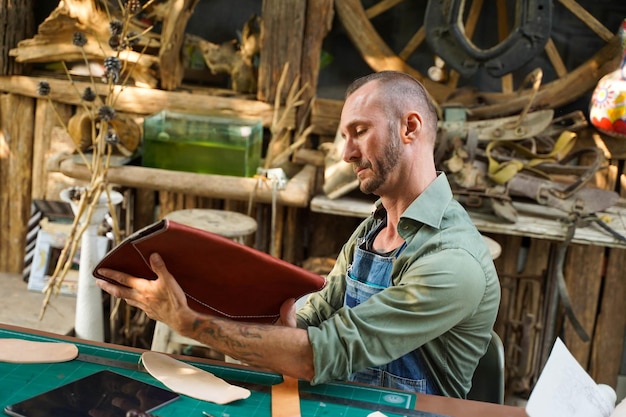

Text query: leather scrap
(0, 339), (78, 363)
(271, 375), (301, 417)
(141, 351), (250, 404)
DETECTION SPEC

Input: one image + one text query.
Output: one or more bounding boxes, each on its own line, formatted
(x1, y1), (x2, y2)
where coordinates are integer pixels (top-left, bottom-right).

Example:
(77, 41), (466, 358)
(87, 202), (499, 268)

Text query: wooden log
(0, 76), (287, 128)
(56, 158), (316, 208)
(563, 244), (606, 368)
(589, 247), (626, 387)
(158, 0), (200, 90)
(257, 0), (306, 104)
(0, 94), (35, 273)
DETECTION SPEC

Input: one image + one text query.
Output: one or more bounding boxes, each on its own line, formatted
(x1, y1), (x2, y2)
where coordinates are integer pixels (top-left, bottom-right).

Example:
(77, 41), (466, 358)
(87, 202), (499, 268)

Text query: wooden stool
(482, 235), (502, 260)
(150, 208), (257, 361)
(163, 208), (257, 243)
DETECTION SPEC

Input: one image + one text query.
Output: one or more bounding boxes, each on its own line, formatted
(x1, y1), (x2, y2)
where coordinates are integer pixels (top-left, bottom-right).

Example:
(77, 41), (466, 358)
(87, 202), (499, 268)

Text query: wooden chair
(467, 330), (506, 404)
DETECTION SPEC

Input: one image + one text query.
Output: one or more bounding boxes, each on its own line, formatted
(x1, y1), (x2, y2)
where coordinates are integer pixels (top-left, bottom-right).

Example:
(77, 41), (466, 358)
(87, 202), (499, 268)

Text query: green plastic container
(142, 111), (263, 177)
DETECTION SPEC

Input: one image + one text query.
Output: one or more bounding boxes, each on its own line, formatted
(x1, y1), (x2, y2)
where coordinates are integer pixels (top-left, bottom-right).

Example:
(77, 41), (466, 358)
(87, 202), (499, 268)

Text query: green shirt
(296, 173), (501, 398)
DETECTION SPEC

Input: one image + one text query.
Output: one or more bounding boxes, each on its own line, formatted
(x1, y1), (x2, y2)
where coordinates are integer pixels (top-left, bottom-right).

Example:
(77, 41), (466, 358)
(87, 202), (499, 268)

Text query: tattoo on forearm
(192, 317), (265, 361)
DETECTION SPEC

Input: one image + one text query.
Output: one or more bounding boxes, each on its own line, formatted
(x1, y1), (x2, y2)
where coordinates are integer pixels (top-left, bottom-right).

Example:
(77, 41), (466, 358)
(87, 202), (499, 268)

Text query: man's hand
(276, 298), (297, 327)
(97, 254), (315, 381)
(95, 253), (192, 332)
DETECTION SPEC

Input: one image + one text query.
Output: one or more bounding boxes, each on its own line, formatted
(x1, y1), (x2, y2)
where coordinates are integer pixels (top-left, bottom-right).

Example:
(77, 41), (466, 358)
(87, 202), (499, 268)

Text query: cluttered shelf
(310, 194), (626, 249)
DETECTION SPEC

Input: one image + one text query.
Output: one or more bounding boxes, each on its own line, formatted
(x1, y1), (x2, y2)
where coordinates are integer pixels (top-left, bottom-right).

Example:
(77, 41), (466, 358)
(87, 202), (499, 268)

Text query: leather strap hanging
(486, 130), (577, 184)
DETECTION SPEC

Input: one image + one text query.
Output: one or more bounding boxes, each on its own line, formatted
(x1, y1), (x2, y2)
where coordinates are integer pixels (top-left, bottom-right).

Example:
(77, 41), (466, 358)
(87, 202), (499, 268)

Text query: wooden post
(32, 98), (73, 200)
(257, 0), (306, 104)
(158, 0), (201, 90)
(590, 248), (626, 387)
(563, 245), (606, 367)
(0, 0), (34, 76)
(297, 0), (334, 128)
(257, 0), (332, 260)
(0, 94), (35, 273)
(0, 0), (35, 273)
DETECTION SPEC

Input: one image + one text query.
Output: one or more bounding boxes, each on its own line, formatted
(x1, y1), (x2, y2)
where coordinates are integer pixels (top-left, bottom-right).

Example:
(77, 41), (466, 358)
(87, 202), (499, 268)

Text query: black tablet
(4, 370), (179, 417)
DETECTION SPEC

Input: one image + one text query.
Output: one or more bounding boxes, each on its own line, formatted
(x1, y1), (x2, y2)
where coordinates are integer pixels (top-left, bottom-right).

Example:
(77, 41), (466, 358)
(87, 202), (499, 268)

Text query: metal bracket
(256, 167), (288, 190)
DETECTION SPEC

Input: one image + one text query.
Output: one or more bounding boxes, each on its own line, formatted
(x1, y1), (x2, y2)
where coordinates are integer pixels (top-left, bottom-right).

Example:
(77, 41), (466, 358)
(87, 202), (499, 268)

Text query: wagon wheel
(334, 0), (622, 119)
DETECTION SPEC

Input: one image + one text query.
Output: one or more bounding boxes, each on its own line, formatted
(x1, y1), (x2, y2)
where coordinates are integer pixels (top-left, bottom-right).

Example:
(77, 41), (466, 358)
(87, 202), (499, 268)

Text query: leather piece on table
(93, 219), (327, 323)
(271, 375), (301, 417)
(0, 339), (78, 363)
(141, 351), (250, 404)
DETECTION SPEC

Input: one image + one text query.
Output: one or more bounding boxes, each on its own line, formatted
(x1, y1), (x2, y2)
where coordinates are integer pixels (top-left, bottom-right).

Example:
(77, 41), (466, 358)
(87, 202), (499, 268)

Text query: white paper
(526, 338), (616, 417)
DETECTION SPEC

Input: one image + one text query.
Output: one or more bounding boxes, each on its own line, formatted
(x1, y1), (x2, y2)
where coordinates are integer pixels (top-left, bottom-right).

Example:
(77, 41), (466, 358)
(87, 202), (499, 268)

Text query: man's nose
(342, 137), (359, 162)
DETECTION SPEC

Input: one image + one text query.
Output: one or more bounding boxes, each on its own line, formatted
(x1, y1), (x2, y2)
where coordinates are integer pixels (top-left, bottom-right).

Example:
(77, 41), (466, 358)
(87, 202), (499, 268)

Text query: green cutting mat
(0, 328), (416, 417)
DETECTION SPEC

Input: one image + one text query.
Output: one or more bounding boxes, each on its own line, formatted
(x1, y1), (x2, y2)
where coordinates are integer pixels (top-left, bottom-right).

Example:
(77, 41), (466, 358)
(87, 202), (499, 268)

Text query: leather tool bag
(93, 219), (327, 323)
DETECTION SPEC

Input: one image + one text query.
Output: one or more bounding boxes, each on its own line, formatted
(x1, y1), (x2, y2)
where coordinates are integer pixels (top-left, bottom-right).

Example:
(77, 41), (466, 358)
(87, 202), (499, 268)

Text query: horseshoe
(424, 0), (552, 77)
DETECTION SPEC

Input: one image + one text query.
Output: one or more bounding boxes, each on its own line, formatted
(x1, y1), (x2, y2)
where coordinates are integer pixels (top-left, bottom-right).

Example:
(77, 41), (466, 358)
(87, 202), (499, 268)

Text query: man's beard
(358, 132), (401, 195)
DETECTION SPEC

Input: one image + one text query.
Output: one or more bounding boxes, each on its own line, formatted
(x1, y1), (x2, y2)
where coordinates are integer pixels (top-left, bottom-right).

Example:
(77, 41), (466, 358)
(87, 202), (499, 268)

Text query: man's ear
(402, 111), (422, 143)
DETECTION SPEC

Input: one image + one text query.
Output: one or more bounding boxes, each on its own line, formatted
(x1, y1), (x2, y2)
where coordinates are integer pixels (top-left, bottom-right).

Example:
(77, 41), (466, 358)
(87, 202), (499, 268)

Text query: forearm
(176, 309), (316, 380)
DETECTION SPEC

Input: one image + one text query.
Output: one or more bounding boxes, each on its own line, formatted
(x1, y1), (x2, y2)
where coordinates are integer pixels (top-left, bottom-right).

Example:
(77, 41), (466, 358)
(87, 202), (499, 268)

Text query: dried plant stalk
(38, 0), (155, 319)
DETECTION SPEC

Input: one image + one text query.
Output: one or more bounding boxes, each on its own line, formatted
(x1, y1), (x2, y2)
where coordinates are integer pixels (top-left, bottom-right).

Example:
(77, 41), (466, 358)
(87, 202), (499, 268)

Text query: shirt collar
(372, 172), (453, 229)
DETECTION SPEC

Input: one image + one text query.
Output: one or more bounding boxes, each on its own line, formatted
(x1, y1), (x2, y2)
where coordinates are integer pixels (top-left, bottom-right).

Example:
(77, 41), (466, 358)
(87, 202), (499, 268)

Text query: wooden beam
(56, 158), (316, 208)
(0, 75), (287, 128)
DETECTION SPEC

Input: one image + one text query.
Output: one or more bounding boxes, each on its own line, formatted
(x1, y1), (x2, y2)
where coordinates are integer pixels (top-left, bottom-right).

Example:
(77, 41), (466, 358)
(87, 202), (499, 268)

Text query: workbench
(0, 324), (527, 417)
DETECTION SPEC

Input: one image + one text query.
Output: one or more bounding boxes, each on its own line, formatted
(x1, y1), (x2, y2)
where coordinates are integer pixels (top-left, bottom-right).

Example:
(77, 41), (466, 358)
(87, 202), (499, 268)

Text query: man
(96, 71), (500, 398)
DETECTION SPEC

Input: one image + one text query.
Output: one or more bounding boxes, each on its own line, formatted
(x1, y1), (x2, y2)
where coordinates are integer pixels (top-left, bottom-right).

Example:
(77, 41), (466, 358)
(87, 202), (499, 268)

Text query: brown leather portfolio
(92, 219), (326, 323)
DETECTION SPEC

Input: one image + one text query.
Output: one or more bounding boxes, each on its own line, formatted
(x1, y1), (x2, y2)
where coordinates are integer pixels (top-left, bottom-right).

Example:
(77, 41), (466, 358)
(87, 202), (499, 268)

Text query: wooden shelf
(310, 194), (626, 249)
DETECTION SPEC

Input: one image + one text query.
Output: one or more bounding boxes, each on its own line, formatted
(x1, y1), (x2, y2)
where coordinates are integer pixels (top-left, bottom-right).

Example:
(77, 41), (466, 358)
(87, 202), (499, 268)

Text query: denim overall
(345, 222), (441, 395)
